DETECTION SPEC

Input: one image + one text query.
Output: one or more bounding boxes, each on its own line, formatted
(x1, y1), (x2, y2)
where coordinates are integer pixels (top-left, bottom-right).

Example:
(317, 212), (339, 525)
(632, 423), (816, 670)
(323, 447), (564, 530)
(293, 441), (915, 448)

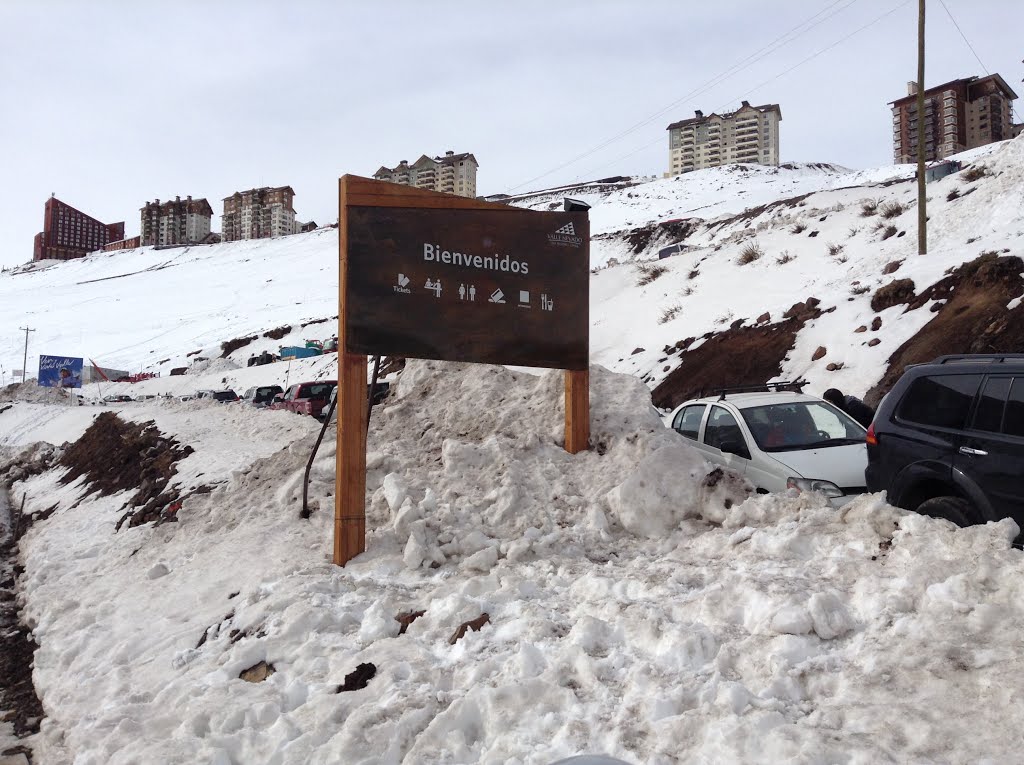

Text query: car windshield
(254, 387), (279, 401)
(213, 390), (237, 401)
(740, 401), (866, 452)
(300, 383), (336, 399)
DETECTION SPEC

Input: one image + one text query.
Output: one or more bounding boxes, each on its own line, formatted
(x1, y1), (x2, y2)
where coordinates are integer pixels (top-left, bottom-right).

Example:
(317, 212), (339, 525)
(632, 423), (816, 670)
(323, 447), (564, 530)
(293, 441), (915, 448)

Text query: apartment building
(32, 196), (125, 261)
(666, 101), (782, 175)
(374, 150), (479, 197)
(140, 195), (214, 247)
(890, 74), (1018, 164)
(221, 186), (298, 241)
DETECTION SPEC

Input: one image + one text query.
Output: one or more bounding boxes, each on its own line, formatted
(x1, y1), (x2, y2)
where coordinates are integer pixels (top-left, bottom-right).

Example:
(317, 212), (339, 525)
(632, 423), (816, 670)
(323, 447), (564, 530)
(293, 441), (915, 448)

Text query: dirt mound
(59, 413), (193, 528)
(652, 300), (825, 409)
(865, 253), (1024, 406)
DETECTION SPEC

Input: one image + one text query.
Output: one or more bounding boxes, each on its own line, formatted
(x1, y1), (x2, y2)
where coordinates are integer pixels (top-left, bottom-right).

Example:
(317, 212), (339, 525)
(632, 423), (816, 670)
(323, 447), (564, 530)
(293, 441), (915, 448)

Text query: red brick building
(33, 196), (125, 261)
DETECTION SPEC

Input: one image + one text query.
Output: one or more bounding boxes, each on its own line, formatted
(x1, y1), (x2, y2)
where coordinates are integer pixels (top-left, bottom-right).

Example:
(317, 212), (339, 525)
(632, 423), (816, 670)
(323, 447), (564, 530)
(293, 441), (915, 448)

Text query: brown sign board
(335, 176), (591, 567)
(344, 196), (589, 369)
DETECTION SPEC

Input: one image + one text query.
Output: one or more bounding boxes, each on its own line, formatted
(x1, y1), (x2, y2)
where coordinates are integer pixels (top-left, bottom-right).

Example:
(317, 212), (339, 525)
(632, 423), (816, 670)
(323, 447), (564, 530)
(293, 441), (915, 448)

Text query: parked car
(102, 394), (134, 403)
(241, 385), (284, 408)
(211, 389), (239, 403)
(668, 387), (868, 505)
(865, 354), (1024, 530)
(270, 381), (338, 420)
(323, 381), (391, 421)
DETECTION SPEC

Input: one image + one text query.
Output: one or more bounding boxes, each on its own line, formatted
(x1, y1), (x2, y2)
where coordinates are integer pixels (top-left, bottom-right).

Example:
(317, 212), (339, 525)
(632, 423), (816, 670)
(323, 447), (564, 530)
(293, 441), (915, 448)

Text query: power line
(716, 0), (913, 113)
(506, 0), (861, 193)
(576, 0), (914, 182)
(935, 0), (1017, 123)
(936, 0), (987, 73)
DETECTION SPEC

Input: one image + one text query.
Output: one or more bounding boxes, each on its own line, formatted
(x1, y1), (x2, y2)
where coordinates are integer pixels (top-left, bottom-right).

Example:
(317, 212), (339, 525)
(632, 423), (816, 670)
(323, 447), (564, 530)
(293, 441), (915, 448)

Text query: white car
(667, 389), (868, 506)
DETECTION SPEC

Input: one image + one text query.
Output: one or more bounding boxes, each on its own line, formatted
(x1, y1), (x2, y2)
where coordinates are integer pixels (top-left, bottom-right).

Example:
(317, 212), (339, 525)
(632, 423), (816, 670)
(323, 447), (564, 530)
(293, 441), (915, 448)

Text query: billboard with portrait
(38, 355), (84, 388)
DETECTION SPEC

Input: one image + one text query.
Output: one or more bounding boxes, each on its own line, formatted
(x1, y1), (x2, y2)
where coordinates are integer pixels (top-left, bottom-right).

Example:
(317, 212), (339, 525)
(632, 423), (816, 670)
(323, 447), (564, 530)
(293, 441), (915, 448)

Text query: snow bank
(7, 360), (1024, 764)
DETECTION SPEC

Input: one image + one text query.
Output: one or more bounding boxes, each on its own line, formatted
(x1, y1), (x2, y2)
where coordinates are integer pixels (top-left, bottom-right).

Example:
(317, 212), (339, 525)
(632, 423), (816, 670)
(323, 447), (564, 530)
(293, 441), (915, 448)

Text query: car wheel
(916, 495), (976, 527)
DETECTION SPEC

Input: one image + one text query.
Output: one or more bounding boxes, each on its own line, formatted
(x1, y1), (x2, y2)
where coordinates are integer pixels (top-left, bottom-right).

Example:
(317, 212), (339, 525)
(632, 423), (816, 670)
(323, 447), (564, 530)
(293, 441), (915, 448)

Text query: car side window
(972, 377), (1011, 434)
(705, 406), (750, 458)
(1004, 378), (1024, 438)
(672, 404), (706, 440)
(897, 374), (983, 430)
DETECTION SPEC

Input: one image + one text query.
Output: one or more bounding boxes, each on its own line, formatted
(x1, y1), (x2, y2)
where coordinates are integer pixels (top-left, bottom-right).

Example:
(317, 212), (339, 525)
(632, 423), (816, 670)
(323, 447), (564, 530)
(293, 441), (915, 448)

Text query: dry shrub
(880, 225), (898, 241)
(791, 223), (807, 234)
(737, 242), (763, 265)
(635, 262), (668, 286)
(659, 305), (682, 324)
(879, 201), (904, 219)
(776, 251), (795, 264)
(946, 187), (960, 202)
(961, 165), (987, 182)
(827, 242), (845, 258)
(860, 199), (879, 217)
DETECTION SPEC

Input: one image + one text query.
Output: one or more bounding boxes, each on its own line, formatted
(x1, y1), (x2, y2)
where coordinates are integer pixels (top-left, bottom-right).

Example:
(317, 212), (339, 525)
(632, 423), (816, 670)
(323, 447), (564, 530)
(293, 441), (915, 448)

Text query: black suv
(865, 354), (1024, 530)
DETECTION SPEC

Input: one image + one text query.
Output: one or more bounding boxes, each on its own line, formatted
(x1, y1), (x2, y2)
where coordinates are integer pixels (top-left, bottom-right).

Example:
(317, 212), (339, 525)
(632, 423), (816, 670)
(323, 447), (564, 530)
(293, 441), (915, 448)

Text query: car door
(671, 404), (707, 443)
(957, 375), (1024, 525)
(701, 404), (750, 476)
(887, 373), (984, 505)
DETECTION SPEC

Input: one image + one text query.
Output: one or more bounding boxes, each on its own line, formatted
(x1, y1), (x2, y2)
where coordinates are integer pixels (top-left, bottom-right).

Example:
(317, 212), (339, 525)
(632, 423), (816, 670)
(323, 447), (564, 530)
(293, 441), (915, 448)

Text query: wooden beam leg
(335, 352), (368, 565)
(564, 368), (590, 454)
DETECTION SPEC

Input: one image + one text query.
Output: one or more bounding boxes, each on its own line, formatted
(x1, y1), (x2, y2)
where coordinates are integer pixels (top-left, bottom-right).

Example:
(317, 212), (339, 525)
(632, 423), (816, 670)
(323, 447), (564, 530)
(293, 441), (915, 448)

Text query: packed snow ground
(4, 361), (1024, 764)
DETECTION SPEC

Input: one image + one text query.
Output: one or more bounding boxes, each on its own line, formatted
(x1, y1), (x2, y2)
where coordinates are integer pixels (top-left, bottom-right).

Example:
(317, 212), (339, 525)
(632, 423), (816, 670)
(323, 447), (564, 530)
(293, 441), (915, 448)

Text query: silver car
(668, 390), (868, 505)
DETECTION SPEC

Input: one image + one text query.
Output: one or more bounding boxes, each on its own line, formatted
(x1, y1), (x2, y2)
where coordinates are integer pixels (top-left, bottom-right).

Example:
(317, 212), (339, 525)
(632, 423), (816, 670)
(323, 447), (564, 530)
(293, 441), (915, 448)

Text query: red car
(271, 381), (337, 419)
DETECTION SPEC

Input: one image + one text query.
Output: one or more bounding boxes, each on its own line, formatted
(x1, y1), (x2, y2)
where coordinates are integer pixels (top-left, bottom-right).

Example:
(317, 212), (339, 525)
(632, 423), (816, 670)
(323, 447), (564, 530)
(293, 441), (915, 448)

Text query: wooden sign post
(335, 175), (590, 565)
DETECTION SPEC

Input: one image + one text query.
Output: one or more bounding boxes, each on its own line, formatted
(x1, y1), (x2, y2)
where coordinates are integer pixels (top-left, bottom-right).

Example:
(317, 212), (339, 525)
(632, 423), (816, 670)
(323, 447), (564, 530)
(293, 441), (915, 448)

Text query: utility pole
(19, 326), (35, 384)
(917, 0), (927, 255)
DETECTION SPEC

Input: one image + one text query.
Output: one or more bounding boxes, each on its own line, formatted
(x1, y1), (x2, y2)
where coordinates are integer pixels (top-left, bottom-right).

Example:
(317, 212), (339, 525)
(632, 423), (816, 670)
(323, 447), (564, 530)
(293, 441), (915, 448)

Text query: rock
(805, 297), (820, 309)
(147, 563), (170, 580)
(854, 326), (867, 333)
(450, 613), (490, 645)
(871, 317), (882, 331)
(868, 338), (881, 347)
(630, 347), (645, 355)
(239, 660), (275, 683)
(757, 312), (771, 324)
(336, 662), (376, 692)
(883, 260), (902, 275)
(395, 610), (425, 635)
(826, 362), (844, 372)
(812, 346), (827, 361)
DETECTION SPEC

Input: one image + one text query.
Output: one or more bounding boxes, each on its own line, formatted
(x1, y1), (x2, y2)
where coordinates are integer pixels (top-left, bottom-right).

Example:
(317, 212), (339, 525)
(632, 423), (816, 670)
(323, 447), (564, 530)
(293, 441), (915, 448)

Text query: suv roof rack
(700, 380), (808, 401)
(933, 354), (1024, 365)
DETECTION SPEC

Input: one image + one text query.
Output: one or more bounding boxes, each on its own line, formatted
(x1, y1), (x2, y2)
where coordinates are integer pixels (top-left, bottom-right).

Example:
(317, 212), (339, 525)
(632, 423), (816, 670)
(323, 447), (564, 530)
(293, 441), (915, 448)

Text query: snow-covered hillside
(1, 137), (1021, 407)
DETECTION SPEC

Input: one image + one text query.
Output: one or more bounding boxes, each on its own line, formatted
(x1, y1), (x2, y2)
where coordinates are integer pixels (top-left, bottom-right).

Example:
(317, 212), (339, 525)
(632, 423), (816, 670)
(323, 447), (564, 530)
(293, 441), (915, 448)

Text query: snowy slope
(6, 362), (1024, 764)
(3, 139), (1020, 408)
(1, 139), (1019, 407)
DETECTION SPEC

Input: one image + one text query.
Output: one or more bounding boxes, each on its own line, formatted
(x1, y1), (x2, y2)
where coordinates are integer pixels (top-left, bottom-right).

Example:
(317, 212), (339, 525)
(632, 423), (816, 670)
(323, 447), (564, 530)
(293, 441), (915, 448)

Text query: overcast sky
(0, 0), (1020, 269)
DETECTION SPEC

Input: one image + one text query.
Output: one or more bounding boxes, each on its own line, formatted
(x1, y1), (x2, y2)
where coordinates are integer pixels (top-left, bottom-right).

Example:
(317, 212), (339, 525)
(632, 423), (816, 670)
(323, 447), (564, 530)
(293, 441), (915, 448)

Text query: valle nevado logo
(547, 220), (583, 248)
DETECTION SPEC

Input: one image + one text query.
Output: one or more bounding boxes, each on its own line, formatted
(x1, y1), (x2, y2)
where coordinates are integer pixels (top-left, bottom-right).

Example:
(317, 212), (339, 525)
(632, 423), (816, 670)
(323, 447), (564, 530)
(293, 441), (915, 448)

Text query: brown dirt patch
(58, 412), (193, 528)
(220, 334), (259, 358)
(0, 530), (44, 740)
(870, 278), (916, 312)
(652, 301), (825, 409)
(865, 254), (1024, 406)
(263, 325), (292, 340)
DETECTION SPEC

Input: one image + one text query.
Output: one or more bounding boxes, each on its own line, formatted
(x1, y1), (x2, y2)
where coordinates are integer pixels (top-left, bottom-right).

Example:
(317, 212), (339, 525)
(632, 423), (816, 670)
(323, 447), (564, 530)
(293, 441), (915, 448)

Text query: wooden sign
(336, 176), (590, 565)
(346, 206), (589, 369)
